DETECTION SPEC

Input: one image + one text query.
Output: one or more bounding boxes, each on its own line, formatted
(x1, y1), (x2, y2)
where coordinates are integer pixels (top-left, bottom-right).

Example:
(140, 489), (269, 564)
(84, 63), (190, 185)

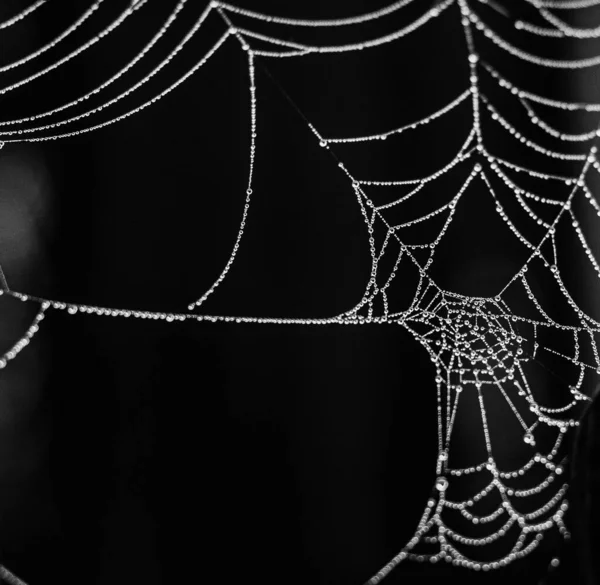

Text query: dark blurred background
(0, 1), (596, 584)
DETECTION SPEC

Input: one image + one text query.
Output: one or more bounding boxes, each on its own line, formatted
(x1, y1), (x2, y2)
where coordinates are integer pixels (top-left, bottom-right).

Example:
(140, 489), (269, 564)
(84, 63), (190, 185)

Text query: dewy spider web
(2, 0), (600, 582)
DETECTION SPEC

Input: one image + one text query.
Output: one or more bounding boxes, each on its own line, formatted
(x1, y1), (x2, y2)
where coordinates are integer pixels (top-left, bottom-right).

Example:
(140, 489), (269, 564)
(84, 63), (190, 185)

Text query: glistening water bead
(436, 477), (449, 491)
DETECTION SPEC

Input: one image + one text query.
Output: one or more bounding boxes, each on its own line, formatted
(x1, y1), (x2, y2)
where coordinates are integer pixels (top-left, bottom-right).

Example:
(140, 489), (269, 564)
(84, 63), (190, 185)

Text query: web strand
(0, 0), (46, 31)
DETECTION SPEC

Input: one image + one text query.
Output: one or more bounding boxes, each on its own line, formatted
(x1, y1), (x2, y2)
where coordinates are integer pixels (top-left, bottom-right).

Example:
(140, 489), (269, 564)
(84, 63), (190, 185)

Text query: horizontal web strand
(324, 89), (470, 143)
(1, 32), (231, 143)
(234, 0), (455, 57)
(217, 0), (417, 27)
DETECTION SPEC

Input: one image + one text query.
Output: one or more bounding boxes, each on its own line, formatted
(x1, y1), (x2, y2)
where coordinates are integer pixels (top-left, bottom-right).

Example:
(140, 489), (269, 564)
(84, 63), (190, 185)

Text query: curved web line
(467, 6), (600, 68)
(538, 0), (600, 8)
(0, 0), (149, 96)
(0, 0), (191, 128)
(231, 0), (456, 57)
(0, 1), (215, 139)
(0, 0), (106, 74)
(0, 0), (46, 30)
(522, 0), (600, 38)
(1, 32), (231, 144)
(216, 0), (418, 27)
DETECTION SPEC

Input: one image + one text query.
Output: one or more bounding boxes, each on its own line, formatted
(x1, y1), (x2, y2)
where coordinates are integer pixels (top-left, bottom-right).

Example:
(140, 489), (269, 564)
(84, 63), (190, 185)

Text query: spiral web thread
(3, 0), (600, 582)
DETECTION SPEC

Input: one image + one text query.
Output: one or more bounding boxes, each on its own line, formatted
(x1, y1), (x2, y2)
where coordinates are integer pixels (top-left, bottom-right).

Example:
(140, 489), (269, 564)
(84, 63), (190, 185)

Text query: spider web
(1, 0), (600, 583)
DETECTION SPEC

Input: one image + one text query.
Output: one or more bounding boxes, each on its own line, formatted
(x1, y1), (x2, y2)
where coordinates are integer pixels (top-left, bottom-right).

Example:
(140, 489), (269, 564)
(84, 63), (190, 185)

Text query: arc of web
(0, 0), (45, 30)
(519, 97), (600, 142)
(390, 199), (456, 230)
(479, 169), (541, 255)
(0, 0), (191, 128)
(495, 148), (597, 298)
(442, 516), (519, 549)
(537, 0), (600, 8)
(481, 61), (600, 112)
(0, 0), (150, 96)
(359, 140), (475, 185)
(487, 165), (555, 229)
(480, 94), (589, 161)
(187, 13), (253, 310)
(447, 420), (564, 478)
(3, 30), (231, 144)
(523, 0), (600, 38)
(0, 0), (106, 74)
(410, 164), (480, 250)
(523, 284), (600, 331)
(488, 158), (567, 207)
(467, 6), (600, 69)
(521, 276), (555, 326)
(436, 396), (566, 551)
(323, 89), (471, 144)
(508, 220), (600, 324)
(505, 21), (567, 40)
(350, 128), (476, 243)
(216, 0), (418, 27)
(375, 184), (424, 212)
(232, 28), (309, 52)
(488, 153), (574, 183)
(0, 0), (214, 139)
